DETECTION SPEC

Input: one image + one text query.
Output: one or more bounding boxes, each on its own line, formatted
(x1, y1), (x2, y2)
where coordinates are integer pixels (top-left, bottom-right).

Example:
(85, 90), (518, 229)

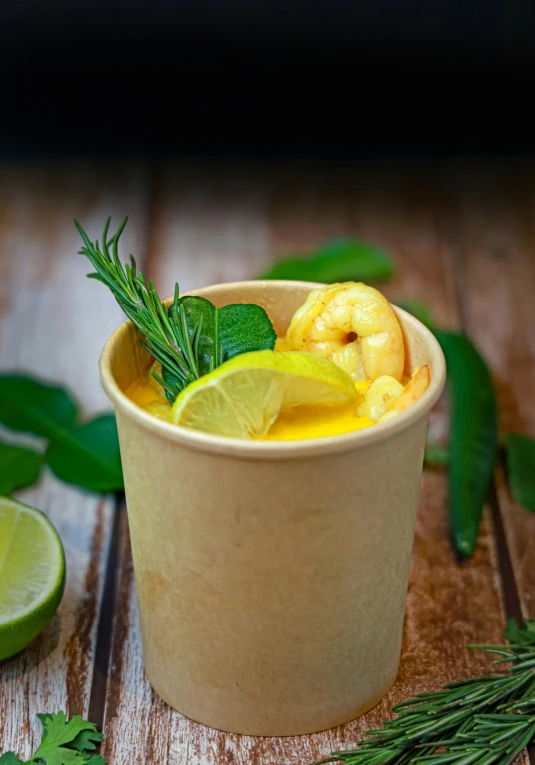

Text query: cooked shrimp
(391, 365), (430, 413)
(286, 282), (405, 381)
(357, 375), (405, 420)
(359, 365), (431, 423)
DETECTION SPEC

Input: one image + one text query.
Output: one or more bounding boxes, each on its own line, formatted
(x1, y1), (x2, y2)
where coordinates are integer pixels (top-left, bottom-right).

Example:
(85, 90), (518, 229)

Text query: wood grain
(0, 163), (149, 759)
(101, 164), (507, 765)
(146, 163), (273, 295)
(451, 164), (535, 618)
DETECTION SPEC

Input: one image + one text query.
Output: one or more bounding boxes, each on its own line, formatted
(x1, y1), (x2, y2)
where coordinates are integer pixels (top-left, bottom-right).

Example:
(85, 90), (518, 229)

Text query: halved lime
(170, 350), (358, 438)
(0, 497), (66, 661)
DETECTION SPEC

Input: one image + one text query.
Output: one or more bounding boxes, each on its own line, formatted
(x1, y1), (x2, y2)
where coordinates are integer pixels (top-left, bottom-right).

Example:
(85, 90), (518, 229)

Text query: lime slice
(0, 498), (66, 661)
(170, 350), (358, 438)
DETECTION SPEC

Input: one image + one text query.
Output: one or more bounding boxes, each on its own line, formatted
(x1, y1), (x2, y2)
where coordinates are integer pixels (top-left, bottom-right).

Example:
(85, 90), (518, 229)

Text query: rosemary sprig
(74, 217), (210, 400)
(319, 620), (535, 765)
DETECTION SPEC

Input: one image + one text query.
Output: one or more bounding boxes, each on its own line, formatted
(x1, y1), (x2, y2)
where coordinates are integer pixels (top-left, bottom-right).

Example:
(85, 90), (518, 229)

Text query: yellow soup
(261, 402), (374, 440)
(125, 366), (375, 439)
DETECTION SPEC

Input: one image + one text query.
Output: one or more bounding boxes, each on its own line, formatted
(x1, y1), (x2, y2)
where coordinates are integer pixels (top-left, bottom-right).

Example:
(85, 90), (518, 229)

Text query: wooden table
(1, 159), (534, 764)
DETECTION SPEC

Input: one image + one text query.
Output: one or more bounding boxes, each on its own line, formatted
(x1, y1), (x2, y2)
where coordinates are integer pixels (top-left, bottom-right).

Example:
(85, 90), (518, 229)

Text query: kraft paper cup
(100, 280), (446, 736)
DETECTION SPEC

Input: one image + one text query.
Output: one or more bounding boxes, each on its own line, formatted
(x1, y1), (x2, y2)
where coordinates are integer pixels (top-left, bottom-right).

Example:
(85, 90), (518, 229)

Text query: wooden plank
(0, 162), (149, 759)
(102, 163), (507, 764)
(451, 163), (535, 618)
(146, 163), (273, 294)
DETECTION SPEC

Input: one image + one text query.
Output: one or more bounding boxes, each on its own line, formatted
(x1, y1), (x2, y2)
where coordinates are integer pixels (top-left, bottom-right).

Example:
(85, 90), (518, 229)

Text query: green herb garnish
(505, 433), (535, 514)
(0, 374), (123, 493)
(75, 217), (205, 398)
(258, 238), (395, 283)
(44, 413), (122, 492)
(163, 296), (277, 400)
(394, 301), (499, 560)
(0, 711), (106, 764)
(394, 299), (437, 332)
(437, 330), (499, 559)
(0, 442), (42, 495)
(75, 217), (276, 402)
(0, 375), (78, 440)
(318, 619), (535, 765)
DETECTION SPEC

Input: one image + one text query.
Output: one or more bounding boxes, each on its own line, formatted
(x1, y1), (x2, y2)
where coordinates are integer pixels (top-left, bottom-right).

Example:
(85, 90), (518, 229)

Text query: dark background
(1, 1), (535, 159)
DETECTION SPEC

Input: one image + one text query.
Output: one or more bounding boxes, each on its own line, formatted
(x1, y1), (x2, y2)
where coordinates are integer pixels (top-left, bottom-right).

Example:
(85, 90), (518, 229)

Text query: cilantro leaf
(69, 730), (102, 754)
(35, 713), (54, 742)
(32, 713), (103, 765)
(34, 749), (82, 765)
(503, 618), (535, 646)
(35, 713), (88, 748)
(0, 752), (26, 764)
(1, 714), (106, 765)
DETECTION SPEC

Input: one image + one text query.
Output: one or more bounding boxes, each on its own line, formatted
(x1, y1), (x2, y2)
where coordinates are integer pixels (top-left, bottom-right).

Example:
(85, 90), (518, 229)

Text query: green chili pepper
(436, 330), (498, 558)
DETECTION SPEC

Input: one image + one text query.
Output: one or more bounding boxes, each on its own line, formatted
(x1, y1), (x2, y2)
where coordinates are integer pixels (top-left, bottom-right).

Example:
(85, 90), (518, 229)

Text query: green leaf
(36, 713), (55, 742)
(32, 749), (82, 765)
(3, 714), (106, 765)
(35, 713), (90, 748)
(0, 373), (122, 493)
(0, 752), (25, 764)
(45, 415), (123, 492)
(258, 238), (395, 283)
(218, 303), (277, 359)
(394, 299), (436, 331)
(503, 618), (535, 646)
(68, 730), (102, 754)
(505, 433), (535, 513)
(0, 376), (78, 440)
(0, 441), (42, 494)
(166, 296), (219, 380)
(436, 331), (498, 559)
(33, 713), (99, 765)
(424, 446), (449, 466)
(164, 297), (277, 401)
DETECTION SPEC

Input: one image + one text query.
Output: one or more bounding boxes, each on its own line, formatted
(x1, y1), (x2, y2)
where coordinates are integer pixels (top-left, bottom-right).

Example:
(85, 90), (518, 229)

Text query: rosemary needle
(75, 217), (210, 401)
(318, 622), (535, 765)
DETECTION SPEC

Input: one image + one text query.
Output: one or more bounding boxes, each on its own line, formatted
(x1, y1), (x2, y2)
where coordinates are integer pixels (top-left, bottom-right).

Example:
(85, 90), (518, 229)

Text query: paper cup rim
(100, 280), (447, 460)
